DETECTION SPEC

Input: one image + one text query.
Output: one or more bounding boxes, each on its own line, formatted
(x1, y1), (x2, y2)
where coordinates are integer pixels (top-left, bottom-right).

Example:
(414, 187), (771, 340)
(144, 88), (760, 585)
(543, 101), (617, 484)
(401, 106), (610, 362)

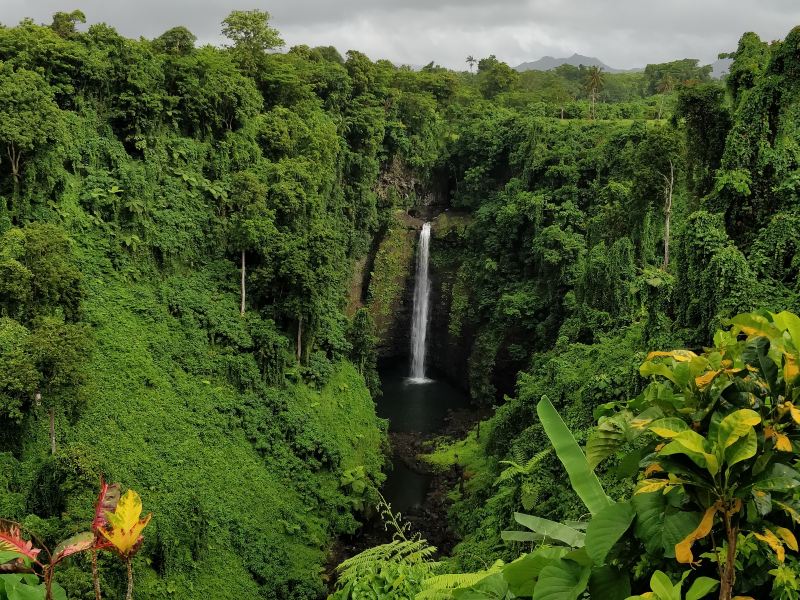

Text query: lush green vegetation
(1, 7), (798, 600)
(331, 24), (800, 600)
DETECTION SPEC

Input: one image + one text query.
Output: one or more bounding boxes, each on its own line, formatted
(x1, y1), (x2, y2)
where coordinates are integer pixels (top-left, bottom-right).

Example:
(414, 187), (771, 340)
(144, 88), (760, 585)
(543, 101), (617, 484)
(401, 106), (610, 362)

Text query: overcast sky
(3, 1), (799, 69)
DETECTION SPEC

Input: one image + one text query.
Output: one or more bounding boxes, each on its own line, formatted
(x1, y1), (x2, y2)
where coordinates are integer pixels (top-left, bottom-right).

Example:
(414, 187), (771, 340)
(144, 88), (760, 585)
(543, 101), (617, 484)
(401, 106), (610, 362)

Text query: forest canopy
(0, 7), (798, 600)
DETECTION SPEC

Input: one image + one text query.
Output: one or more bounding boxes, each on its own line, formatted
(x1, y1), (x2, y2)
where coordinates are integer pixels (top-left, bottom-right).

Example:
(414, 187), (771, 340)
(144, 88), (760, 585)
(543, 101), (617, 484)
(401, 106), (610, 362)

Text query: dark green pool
(376, 361), (470, 512)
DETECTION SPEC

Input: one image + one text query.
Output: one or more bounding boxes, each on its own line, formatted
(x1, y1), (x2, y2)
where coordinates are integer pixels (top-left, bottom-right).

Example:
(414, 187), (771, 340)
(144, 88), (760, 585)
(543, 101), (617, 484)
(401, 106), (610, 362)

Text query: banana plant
(496, 397), (634, 600)
(626, 570), (719, 600)
(586, 310), (800, 600)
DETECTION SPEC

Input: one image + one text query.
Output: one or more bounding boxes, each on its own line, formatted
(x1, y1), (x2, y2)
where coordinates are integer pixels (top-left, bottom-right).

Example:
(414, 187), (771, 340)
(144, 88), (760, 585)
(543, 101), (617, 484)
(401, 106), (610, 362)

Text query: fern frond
(416, 561), (504, 598)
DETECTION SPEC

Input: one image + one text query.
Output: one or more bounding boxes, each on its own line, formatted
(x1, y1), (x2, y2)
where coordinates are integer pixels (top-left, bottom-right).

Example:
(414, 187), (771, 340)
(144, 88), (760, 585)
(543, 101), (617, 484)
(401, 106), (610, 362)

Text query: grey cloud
(2, 0), (799, 69)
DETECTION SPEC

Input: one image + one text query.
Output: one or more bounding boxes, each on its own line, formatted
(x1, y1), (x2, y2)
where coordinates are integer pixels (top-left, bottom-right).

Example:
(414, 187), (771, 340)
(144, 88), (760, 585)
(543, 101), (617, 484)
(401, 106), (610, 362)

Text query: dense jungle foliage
(331, 24), (800, 600)
(1, 7), (799, 600)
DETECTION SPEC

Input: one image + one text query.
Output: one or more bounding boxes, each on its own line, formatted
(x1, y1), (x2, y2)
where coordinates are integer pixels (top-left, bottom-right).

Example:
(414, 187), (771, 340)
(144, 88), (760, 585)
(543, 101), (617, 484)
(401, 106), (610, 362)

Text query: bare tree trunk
(7, 144), (20, 182)
(49, 407), (56, 455)
(240, 250), (246, 316)
(45, 567), (53, 600)
(92, 549), (102, 600)
(8, 145), (20, 203)
(661, 160), (674, 269)
(719, 512), (737, 600)
(296, 316), (303, 363)
(125, 559), (134, 600)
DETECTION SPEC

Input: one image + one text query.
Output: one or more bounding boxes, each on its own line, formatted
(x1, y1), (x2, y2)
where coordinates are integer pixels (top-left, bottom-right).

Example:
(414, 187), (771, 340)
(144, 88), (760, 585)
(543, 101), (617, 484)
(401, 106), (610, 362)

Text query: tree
(49, 10), (86, 38)
(221, 9), (284, 75)
(0, 65), (62, 198)
(466, 55), (476, 72)
(225, 170), (278, 316)
(28, 316), (92, 455)
(476, 55), (519, 99)
(656, 73), (675, 119)
(0, 224), (89, 453)
(644, 59), (712, 94)
(588, 310), (800, 599)
(584, 66), (605, 119)
(153, 25), (196, 56)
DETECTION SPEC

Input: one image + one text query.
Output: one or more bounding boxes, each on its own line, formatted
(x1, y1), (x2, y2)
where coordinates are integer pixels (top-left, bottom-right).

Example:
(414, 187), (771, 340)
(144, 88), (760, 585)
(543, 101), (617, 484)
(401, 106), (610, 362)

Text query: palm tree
(466, 55), (476, 73)
(584, 66), (605, 119)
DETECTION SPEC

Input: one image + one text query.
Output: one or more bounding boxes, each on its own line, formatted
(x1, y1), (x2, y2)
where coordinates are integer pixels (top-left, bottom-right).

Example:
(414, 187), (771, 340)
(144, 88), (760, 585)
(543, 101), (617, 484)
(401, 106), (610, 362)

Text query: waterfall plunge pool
(375, 360), (471, 513)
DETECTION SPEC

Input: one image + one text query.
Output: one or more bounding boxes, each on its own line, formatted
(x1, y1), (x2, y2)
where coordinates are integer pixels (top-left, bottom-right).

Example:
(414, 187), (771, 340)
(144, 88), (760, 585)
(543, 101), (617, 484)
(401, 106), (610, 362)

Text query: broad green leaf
(502, 547), (568, 596)
(751, 464), (800, 493)
(717, 409), (760, 449)
(589, 565), (631, 600)
(685, 576), (719, 600)
(4, 579), (46, 600)
(537, 397), (612, 515)
(452, 572), (509, 599)
(532, 559), (591, 600)
(586, 419), (625, 469)
(512, 513), (585, 547)
(640, 361), (679, 385)
(725, 428), (757, 469)
(632, 492), (668, 555)
(728, 313), (782, 341)
(650, 570), (676, 600)
(773, 311), (800, 352)
(500, 530), (542, 543)
(0, 551), (22, 565)
(659, 430), (719, 476)
(585, 502), (635, 565)
(742, 336), (779, 394)
(648, 417), (689, 438)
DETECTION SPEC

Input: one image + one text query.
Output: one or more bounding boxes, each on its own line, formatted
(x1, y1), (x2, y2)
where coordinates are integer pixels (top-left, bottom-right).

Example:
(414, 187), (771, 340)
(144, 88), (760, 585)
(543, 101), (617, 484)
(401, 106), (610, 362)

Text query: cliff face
(350, 159), (473, 389)
(427, 213), (473, 389)
(352, 209), (473, 389)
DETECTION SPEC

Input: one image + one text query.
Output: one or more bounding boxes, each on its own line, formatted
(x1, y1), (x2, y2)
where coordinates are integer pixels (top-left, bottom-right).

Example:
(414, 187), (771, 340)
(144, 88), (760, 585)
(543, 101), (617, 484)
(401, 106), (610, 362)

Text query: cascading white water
(409, 223), (432, 382)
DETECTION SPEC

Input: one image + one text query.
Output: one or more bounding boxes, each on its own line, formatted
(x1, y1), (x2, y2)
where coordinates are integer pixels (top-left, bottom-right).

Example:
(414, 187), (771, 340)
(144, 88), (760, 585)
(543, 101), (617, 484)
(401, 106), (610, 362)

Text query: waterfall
(409, 223), (432, 382)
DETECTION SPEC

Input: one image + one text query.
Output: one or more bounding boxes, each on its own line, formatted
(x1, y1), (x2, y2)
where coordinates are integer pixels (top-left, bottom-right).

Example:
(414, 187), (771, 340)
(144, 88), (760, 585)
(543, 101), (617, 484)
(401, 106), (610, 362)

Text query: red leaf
(0, 523), (42, 563)
(92, 478), (121, 534)
(52, 532), (95, 565)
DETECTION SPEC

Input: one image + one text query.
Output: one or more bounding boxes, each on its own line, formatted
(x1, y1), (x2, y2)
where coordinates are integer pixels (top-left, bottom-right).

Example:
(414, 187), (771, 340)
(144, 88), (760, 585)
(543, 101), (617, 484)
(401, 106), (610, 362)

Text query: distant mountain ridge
(514, 53), (640, 74)
(514, 53), (730, 79)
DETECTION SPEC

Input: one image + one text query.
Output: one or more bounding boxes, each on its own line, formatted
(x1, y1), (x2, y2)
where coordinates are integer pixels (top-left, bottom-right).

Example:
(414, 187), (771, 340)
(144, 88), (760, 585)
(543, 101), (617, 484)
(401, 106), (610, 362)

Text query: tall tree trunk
(125, 558), (134, 600)
(45, 567), (53, 600)
(296, 316), (303, 363)
(49, 407), (56, 455)
(8, 145), (20, 203)
(661, 160), (674, 269)
(719, 512), (738, 600)
(92, 549), (102, 600)
(240, 249), (246, 316)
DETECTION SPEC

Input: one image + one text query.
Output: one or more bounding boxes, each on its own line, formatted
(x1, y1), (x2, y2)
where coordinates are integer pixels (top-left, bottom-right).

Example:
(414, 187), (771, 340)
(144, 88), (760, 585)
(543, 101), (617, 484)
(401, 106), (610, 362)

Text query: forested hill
(1, 7), (799, 600)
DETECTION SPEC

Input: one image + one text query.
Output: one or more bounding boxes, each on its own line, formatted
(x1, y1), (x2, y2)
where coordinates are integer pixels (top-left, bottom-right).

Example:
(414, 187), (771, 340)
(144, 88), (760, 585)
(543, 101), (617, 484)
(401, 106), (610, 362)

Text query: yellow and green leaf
(675, 506), (716, 564)
(754, 529), (785, 563)
(99, 489), (152, 558)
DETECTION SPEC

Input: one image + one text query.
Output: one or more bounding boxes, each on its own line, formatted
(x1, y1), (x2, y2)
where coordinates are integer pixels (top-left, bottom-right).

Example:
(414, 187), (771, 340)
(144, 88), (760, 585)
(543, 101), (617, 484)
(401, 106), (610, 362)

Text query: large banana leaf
(585, 502), (634, 565)
(537, 397), (612, 515)
(509, 513), (585, 547)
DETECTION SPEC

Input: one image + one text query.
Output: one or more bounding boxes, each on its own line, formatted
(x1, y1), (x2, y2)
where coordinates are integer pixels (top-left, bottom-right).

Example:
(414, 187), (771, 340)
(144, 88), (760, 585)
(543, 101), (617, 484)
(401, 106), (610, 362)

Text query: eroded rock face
(427, 213), (473, 390)
(355, 210), (474, 389)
